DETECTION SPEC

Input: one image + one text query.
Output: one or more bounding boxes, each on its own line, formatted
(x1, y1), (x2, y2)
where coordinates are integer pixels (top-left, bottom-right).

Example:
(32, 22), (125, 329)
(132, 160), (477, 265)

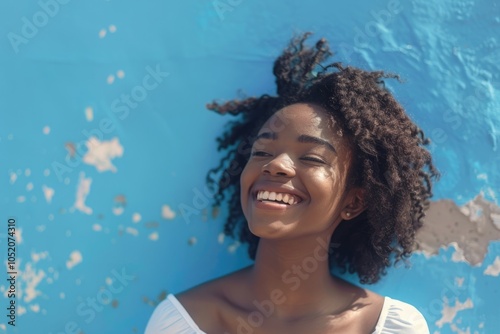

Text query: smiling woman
(145, 33), (439, 334)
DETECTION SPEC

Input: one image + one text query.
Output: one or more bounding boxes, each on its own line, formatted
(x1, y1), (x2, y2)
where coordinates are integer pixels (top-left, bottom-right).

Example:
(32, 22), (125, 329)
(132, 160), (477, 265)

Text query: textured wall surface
(0, 0), (499, 333)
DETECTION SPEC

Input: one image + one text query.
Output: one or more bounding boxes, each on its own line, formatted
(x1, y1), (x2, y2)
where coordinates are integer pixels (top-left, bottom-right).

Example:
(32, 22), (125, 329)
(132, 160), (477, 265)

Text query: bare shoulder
(332, 277), (385, 332)
(175, 266), (252, 331)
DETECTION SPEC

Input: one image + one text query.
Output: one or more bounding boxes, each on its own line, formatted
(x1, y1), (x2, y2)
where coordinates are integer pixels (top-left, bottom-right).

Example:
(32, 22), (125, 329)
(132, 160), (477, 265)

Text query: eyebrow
(255, 132), (336, 153)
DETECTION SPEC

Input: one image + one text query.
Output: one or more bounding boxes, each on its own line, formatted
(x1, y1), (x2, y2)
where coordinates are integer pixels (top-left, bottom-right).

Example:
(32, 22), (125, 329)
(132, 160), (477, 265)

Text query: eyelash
(250, 151), (326, 164)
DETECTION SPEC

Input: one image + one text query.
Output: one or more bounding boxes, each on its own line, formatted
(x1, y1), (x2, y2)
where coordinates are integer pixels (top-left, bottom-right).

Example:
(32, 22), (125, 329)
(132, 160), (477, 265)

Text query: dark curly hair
(205, 33), (439, 284)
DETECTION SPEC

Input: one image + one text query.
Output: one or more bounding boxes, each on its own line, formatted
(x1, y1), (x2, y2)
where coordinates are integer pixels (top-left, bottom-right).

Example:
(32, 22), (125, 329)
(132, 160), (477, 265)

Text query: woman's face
(240, 103), (359, 240)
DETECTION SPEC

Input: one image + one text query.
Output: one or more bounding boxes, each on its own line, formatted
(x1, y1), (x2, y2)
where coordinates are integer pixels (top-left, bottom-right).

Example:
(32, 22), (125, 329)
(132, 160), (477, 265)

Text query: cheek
(306, 169), (344, 211)
(240, 163), (253, 208)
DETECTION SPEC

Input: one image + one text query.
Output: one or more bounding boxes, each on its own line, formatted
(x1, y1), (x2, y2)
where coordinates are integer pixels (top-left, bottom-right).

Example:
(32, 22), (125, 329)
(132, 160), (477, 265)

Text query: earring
(345, 212), (351, 218)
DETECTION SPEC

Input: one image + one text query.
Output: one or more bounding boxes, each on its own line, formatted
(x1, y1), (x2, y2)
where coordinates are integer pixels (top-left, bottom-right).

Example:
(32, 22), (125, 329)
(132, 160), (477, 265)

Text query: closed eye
(301, 156), (326, 164)
(251, 151), (271, 157)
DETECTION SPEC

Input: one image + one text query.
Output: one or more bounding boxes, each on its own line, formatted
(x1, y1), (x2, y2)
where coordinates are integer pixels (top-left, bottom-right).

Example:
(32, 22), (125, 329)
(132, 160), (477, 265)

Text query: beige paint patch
(16, 228), (23, 244)
(85, 106), (94, 121)
(483, 256), (500, 276)
(125, 227), (138, 236)
(31, 251), (48, 263)
(132, 212), (141, 223)
(112, 206), (124, 216)
(9, 171), (17, 184)
(30, 304), (40, 313)
(417, 195), (500, 265)
(66, 250), (83, 270)
(42, 185), (55, 204)
(83, 137), (124, 172)
(435, 298), (473, 328)
(161, 205), (175, 220)
(73, 172), (93, 215)
(16, 261), (46, 304)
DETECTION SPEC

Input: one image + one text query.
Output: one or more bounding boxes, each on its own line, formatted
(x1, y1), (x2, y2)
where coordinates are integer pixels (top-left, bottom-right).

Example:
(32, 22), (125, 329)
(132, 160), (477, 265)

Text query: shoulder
(145, 269), (248, 334)
(144, 294), (205, 334)
(177, 265), (250, 307)
(175, 266), (252, 331)
(373, 297), (429, 334)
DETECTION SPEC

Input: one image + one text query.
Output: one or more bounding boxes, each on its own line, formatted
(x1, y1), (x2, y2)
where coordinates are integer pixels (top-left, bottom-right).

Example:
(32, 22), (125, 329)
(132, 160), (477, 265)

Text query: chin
(247, 219), (292, 239)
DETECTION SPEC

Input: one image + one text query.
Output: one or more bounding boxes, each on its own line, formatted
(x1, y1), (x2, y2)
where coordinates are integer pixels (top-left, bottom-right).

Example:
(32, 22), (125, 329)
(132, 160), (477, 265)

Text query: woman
(145, 33), (438, 333)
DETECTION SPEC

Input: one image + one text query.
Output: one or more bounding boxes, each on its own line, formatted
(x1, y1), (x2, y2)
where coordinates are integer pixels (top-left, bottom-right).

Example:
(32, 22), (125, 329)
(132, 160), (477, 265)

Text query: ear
(340, 187), (365, 221)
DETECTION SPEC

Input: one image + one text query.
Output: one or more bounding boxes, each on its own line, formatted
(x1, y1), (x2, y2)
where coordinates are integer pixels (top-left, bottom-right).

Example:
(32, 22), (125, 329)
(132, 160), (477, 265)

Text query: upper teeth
(257, 191), (298, 205)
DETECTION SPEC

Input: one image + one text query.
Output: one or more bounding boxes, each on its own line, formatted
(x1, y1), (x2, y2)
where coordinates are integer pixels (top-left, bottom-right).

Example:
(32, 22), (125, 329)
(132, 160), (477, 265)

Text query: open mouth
(255, 190), (302, 205)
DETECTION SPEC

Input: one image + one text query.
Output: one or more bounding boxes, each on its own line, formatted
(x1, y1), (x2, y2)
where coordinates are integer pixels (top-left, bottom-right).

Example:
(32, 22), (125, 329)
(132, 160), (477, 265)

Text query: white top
(144, 294), (430, 334)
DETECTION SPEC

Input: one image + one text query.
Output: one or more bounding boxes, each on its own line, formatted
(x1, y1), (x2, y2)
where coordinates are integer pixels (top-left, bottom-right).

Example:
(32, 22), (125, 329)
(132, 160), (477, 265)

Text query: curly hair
(205, 33), (439, 284)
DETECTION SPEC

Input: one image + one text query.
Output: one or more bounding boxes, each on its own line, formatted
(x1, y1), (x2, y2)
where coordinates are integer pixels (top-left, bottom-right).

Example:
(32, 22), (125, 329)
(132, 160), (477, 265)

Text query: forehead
(259, 103), (339, 137)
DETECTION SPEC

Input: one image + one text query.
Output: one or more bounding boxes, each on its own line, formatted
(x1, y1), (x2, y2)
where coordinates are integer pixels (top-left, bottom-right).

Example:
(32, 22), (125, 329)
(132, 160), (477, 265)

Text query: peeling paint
(83, 137), (124, 172)
(73, 172), (93, 215)
(66, 250), (83, 270)
(483, 256), (500, 276)
(161, 205), (175, 220)
(435, 298), (474, 328)
(42, 184), (55, 204)
(417, 195), (500, 265)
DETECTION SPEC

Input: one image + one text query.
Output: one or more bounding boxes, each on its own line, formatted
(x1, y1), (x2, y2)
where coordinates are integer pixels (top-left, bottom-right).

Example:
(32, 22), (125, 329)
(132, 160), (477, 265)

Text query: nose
(262, 154), (295, 177)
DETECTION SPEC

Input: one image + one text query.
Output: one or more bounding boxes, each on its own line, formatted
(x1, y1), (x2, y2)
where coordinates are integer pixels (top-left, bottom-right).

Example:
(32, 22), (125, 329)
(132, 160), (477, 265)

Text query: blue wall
(1, 0), (499, 333)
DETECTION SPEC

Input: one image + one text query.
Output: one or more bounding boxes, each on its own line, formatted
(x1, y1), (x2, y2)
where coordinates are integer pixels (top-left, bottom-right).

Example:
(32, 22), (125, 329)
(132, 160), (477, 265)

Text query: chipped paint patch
(132, 212), (141, 223)
(449, 243), (469, 264)
(31, 251), (48, 263)
(30, 304), (40, 312)
(112, 206), (124, 216)
(73, 172), (93, 215)
(43, 126), (50, 135)
(17, 261), (46, 304)
(42, 185), (55, 204)
(9, 171), (17, 184)
(17, 228), (23, 244)
(125, 227), (138, 236)
(418, 195), (500, 265)
(161, 205), (175, 220)
(85, 106), (94, 121)
(66, 250), (83, 270)
(491, 213), (500, 230)
(92, 224), (102, 231)
(483, 256), (500, 276)
(83, 137), (124, 172)
(435, 298), (474, 328)
(26, 182), (34, 191)
(148, 232), (159, 241)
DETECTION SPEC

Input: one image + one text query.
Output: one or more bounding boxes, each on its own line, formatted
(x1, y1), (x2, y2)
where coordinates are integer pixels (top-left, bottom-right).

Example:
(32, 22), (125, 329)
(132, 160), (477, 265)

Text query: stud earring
(345, 212), (351, 217)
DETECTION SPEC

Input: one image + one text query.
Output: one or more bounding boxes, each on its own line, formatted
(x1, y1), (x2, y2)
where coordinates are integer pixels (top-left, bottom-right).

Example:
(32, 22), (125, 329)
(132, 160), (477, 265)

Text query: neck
(247, 234), (343, 319)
